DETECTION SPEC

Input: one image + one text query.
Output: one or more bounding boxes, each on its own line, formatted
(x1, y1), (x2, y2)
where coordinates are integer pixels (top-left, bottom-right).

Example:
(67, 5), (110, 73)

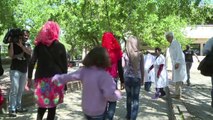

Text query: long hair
(126, 36), (141, 73)
(34, 21), (60, 46)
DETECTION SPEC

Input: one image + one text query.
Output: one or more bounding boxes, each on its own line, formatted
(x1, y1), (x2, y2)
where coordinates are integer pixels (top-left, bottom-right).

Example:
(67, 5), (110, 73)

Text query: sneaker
(16, 108), (28, 113)
(9, 111), (16, 117)
(152, 93), (160, 99)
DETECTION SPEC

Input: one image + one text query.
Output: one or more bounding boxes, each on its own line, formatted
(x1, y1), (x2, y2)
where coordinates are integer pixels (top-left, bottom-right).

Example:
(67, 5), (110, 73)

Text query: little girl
(52, 47), (122, 120)
(148, 47), (168, 99)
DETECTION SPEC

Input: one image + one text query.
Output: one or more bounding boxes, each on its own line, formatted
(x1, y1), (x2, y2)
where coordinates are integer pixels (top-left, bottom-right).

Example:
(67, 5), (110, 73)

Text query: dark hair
(155, 47), (162, 52)
(186, 45), (190, 49)
(82, 47), (111, 68)
(22, 29), (30, 34)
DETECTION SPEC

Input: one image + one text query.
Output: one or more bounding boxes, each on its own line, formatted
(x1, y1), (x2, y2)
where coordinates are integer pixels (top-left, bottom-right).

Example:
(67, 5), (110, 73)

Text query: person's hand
(148, 69), (150, 73)
(52, 75), (62, 86)
(141, 79), (144, 86)
(115, 89), (122, 99)
(16, 39), (24, 48)
(120, 83), (125, 90)
(26, 78), (33, 90)
(175, 63), (179, 70)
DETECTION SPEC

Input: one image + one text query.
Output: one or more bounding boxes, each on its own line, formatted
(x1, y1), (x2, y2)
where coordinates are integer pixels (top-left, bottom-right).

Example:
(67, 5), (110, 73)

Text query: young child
(52, 47), (122, 120)
(148, 47), (168, 99)
(144, 51), (156, 92)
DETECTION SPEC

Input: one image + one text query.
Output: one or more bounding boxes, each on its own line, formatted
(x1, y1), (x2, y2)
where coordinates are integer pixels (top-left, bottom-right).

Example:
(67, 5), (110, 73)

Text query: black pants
(156, 88), (166, 96)
(37, 107), (56, 120)
(211, 76), (213, 108)
(144, 82), (152, 92)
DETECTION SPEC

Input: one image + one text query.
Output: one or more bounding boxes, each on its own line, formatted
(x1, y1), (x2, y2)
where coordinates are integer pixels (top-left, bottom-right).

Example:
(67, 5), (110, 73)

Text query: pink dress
(34, 77), (64, 108)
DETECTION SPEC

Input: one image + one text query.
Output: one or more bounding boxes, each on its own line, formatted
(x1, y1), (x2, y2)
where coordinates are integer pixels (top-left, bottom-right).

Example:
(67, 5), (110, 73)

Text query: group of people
(1, 19), (212, 120)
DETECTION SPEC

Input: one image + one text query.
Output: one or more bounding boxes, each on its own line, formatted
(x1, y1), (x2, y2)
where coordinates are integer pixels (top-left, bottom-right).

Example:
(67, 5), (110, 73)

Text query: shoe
(9, 111), (16, 117)
(16, 108), (28, 113)
(187, 83), (191, 86)
(159, 94), (166, 98)
(152, 93), (160, 99)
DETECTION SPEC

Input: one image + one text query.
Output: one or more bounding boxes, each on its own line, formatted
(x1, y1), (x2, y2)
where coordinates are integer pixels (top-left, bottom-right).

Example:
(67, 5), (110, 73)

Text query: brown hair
(82, 47), (111, 68)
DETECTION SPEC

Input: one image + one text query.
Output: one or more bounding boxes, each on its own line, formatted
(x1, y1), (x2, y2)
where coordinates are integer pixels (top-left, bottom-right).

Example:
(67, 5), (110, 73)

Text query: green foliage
(0, 0), (212, 58)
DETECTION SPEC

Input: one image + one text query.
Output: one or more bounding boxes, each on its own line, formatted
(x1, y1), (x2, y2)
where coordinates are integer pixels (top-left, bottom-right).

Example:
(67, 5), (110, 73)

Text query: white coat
(154, 54), (168, 88)
(168, 40), (187, 83)
(144, 53), (155, 83)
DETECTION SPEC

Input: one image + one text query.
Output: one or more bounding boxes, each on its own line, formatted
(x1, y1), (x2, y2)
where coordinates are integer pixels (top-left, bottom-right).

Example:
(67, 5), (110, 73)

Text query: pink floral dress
(34, 77), (64, 108)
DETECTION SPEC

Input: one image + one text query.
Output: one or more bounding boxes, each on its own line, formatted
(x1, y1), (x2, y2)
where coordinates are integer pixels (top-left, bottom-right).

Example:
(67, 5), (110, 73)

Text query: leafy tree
(0, 0), (212, 58)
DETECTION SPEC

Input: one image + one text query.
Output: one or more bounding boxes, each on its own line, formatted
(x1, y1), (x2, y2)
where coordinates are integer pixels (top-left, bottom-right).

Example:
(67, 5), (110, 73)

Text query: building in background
(184, 25), (213, 56)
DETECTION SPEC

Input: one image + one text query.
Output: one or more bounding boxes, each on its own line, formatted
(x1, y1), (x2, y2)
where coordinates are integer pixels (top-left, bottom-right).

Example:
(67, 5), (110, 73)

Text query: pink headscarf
(34, 21), (60, 46)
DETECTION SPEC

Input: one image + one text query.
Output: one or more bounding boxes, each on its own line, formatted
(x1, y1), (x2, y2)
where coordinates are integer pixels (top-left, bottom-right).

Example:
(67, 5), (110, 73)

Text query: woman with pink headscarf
(27, 21), (67, 120)
(102, 32), (124, 120)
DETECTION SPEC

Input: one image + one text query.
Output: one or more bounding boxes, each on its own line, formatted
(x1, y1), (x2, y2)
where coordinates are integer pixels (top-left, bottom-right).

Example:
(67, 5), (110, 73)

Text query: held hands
(51, 75), (63, 86)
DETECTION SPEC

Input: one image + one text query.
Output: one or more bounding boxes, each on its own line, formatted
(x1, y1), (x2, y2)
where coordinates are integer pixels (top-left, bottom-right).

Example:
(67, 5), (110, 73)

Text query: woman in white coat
(165, 32), (187, 99)
(148, 47), (168, 99)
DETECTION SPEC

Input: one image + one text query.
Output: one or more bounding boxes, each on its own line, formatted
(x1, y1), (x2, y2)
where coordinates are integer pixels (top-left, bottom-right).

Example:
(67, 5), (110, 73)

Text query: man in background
(183, 45), (200, 86)
(8, 29), (31, 117)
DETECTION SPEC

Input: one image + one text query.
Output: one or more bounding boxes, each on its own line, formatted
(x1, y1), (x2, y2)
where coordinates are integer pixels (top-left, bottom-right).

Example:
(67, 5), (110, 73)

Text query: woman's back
(28, 41), (67, 79)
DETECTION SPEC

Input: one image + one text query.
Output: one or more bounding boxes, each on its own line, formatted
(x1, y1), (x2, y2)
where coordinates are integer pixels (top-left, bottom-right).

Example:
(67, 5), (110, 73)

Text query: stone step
(0, 81), (82, 114)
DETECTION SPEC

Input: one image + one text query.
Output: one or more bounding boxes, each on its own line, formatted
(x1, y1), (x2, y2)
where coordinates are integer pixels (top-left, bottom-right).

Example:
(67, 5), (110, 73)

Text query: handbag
(197, 50), (213, 76)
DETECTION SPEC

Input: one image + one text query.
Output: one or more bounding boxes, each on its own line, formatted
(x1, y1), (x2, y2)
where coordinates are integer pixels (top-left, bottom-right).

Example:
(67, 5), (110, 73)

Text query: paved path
(0, 66), (170, 120)
(1, 58), (213, 120)
(169, 59), (213, 120)
(0, 88), (169, 120)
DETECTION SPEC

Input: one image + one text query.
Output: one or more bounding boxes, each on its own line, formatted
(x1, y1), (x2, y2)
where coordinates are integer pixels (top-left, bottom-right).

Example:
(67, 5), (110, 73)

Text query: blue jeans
(85, 113), (105, 120)
(106, 78), (117, 120)
(124, 77), (141, 120)
(9, 70), (27, 111)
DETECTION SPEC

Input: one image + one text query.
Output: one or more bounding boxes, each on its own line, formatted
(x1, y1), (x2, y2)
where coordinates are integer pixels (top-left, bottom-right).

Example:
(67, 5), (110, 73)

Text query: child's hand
(115, 90), (122, 99)
(120, 83), (125, 90)
(52, 75), (61, 85)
